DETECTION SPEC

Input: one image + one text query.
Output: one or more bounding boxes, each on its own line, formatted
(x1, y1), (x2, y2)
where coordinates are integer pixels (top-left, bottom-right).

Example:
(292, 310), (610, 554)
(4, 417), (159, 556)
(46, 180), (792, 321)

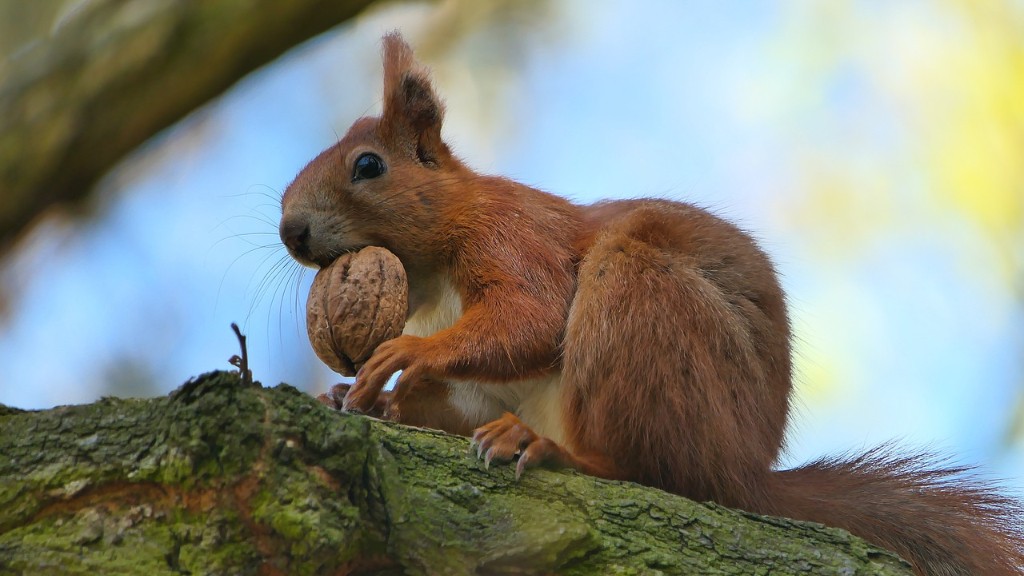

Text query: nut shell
(306, 247), (408, 376)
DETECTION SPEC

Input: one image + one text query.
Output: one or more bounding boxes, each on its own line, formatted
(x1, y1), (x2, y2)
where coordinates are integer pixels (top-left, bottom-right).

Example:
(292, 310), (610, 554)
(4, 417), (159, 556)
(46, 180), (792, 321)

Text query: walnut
(305, 247), (408, 376)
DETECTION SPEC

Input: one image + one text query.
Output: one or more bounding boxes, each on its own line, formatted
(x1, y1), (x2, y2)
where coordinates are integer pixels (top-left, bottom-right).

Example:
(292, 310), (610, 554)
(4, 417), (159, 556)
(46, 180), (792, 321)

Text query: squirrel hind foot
(472, 412), (622, 481)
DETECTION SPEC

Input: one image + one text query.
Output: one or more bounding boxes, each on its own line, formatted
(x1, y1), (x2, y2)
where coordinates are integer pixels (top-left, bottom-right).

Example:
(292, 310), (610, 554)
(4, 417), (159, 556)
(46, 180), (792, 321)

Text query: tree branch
(0, 0), (376, 256)
(0, 371), (913, 574)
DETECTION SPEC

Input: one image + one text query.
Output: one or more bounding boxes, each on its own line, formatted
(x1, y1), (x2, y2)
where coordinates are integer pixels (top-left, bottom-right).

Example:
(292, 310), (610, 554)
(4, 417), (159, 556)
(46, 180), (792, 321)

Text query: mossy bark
(0, 372), (912, 575)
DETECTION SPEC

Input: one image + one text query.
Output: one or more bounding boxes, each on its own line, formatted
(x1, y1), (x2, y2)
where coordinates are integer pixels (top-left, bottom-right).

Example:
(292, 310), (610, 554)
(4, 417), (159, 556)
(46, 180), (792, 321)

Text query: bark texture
(0, 0), (376, 255)
(0, 371), (912, 575)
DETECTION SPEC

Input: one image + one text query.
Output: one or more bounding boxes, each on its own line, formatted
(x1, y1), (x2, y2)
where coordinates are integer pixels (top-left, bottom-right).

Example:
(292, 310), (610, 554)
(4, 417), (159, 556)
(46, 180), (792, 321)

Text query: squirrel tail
(761, 446), (1024, 575)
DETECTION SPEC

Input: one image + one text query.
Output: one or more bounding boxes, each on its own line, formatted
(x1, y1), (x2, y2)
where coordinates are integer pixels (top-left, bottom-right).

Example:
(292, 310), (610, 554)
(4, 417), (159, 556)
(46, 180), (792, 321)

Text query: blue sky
(1, 1), (1021, 483)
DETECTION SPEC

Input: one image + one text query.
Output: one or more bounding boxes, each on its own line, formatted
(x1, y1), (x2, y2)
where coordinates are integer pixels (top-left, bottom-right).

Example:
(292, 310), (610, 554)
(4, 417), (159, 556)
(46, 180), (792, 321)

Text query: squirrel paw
(472, 412), (563, 479)
(316, 383), (351, 410)
(344, 335), (435, 413)
(319, 383), (391, 417)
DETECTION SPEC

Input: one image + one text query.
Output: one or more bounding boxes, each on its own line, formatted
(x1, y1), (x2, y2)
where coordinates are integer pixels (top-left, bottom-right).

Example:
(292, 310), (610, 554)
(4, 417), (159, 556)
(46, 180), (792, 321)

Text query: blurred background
(1, 0), (1022, 482)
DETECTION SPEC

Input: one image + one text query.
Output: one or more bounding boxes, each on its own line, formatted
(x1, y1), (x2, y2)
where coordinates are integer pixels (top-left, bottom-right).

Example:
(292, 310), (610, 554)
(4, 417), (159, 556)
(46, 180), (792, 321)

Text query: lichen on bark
(0, 371), (912, 575)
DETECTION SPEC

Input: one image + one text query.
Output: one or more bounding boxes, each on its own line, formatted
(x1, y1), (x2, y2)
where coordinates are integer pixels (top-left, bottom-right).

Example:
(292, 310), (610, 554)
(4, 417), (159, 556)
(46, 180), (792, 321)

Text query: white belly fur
(403, 276), (566, 444)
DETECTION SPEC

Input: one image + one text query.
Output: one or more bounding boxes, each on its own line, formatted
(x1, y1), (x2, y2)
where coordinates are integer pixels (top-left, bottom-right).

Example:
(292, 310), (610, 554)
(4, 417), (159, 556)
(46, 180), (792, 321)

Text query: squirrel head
(280, 32), (459, 270)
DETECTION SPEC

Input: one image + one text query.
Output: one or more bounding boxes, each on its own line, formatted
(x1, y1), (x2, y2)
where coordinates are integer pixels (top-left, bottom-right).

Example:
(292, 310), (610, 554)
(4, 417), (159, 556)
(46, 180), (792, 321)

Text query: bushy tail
(762, 447), (1024, 575)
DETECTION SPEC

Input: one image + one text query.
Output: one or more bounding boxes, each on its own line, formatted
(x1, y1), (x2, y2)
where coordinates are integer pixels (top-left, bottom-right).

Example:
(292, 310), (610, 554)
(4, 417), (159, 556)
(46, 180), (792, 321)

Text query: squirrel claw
(515, 453), (530, 480)
(473, 412), (550, 477)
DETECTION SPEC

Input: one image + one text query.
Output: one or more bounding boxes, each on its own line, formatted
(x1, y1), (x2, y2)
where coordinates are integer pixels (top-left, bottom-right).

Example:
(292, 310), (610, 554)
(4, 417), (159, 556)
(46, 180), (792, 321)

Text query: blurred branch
(0, 0), (379, 258)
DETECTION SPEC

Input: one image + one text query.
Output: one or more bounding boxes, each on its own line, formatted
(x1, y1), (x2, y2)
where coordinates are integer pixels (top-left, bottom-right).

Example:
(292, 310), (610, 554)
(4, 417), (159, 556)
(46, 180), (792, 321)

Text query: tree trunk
(0, 371), (912, 575)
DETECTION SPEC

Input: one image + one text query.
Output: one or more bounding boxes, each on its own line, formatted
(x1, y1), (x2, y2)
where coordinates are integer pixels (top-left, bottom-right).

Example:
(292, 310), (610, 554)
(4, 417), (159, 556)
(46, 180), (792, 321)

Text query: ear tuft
(381, 31), (415, 107)
(379, 32), (449, 165)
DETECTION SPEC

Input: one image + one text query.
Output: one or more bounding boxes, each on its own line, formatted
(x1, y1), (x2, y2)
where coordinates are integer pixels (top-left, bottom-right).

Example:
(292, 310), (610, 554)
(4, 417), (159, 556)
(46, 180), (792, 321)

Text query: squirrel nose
(280, 217), (311, 255)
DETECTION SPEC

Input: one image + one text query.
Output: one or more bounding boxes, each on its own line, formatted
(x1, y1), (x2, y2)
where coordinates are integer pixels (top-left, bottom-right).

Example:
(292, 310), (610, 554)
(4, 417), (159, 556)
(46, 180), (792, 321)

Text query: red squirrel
(279, 33), (1024, 575)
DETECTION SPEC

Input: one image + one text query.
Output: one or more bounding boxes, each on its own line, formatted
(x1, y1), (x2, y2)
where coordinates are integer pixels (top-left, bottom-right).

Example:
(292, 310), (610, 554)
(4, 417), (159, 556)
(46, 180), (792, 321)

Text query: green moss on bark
(1, 505), (260, 575)
(0, 371), (913, 575)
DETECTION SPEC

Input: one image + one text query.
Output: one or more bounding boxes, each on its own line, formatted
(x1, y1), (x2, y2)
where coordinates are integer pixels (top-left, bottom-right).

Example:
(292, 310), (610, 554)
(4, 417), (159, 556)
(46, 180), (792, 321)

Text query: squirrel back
(280, 33), (1024, 575)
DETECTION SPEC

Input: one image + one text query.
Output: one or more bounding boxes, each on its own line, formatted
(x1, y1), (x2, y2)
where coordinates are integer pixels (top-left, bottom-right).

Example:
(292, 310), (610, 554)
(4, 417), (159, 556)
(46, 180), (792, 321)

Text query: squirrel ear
(380, 32), (450, 167)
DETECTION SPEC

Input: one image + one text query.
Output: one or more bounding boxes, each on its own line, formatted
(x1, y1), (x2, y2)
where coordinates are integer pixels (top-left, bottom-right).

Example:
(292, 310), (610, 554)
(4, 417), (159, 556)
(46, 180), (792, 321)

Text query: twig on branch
(228, 322), (252, 387)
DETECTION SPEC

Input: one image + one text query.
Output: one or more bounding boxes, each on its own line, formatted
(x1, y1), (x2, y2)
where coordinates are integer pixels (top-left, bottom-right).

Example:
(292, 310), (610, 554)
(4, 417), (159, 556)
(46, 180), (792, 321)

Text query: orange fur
(280, 32), (1024, 575)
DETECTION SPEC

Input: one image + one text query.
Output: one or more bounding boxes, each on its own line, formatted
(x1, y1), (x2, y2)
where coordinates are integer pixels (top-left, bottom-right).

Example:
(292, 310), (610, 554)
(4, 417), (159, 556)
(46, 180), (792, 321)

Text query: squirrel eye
(352, 152), (386, 182)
